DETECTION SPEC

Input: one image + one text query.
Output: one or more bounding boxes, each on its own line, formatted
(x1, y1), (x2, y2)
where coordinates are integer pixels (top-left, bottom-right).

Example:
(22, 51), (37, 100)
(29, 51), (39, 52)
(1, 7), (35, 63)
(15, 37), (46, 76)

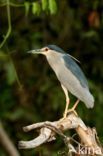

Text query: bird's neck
(46, 53), (62, 75)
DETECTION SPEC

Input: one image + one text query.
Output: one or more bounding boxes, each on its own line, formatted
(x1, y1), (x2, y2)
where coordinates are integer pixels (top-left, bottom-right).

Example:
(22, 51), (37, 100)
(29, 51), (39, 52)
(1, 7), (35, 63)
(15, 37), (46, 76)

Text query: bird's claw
(67, 108), (78, 116)
(59, 113), (67, 122)
(59, 107), (78, 123)
(59, 117), (66, 122)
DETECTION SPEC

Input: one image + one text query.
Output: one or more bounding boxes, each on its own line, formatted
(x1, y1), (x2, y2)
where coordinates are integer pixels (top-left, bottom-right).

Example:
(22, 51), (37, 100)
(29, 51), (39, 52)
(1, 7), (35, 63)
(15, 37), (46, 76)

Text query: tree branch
(18, 113), (103, 155)
(0, 121), (20, 156)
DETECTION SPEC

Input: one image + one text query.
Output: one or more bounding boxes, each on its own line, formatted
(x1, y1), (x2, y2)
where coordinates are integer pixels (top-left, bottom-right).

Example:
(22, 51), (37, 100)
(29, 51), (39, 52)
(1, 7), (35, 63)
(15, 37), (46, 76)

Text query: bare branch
(18, 113), (103, 155)
(19, 128), (51, 149)
(0, 121), (20, 156)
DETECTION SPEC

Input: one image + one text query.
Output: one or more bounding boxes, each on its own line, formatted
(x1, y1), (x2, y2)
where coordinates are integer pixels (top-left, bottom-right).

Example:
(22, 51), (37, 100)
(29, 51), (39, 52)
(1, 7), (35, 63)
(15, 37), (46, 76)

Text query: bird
(28, 45), (94, 118)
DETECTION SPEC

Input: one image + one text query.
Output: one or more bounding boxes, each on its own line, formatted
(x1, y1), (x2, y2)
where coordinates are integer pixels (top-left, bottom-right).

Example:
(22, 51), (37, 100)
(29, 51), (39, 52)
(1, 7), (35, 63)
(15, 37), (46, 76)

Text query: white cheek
(43, 52), (48, 55)
(40, 51), (48, 55)
(43, 51), (50, 55)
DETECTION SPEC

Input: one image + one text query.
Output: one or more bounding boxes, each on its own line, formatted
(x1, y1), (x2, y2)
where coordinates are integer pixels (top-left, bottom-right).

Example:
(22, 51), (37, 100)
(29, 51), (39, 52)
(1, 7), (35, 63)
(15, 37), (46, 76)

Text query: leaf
(42, 0), (48, 11)
(49, 0), (57, 14)
(0, 51), (8, 61)
(32, 2), (41, 15)
(5, 108), (26, 121)
(82, 30), (97, 38)
(5, 61), (17, 85)
(24, 2), (30, 16)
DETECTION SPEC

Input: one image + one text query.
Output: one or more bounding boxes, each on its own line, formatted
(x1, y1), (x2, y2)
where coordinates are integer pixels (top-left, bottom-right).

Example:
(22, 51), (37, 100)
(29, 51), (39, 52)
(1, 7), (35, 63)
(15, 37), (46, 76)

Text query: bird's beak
(28, 49), (43, 54)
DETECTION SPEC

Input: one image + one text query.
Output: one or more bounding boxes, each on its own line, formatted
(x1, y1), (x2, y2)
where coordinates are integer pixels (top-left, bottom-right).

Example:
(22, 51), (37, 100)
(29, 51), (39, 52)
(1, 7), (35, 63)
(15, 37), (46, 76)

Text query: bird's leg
(67, 99), (80, 115)
(72, 99), (80, 110)
(61, 84), (70, 118)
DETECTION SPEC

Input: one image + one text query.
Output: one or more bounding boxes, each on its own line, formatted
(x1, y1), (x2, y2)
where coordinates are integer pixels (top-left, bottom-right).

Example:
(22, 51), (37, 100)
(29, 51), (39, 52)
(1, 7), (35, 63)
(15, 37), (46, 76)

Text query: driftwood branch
(18, 113), (103, 155)
(0, 121), (20, 156)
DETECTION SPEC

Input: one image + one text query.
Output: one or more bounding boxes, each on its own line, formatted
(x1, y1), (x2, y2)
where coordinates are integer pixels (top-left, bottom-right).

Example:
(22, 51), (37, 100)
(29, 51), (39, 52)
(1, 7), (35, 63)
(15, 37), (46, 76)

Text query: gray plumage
(29, 44), (94, 109)
(46, 45), (94, 108)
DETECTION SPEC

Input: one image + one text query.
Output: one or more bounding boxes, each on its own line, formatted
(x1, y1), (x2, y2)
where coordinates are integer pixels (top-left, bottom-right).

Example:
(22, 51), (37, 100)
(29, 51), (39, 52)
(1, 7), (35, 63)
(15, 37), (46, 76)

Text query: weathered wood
(18, 113), (102, 155)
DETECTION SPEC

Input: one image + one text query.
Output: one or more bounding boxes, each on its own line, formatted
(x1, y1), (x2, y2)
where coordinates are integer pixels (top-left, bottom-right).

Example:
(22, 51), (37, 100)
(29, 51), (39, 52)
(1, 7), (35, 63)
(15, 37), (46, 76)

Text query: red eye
(45, 48), (48, 51)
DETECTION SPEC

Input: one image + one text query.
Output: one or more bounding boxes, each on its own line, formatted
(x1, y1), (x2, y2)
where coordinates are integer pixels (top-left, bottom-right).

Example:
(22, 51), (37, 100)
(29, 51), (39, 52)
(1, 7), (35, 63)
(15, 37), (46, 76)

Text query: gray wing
(63, 54), (88, 89)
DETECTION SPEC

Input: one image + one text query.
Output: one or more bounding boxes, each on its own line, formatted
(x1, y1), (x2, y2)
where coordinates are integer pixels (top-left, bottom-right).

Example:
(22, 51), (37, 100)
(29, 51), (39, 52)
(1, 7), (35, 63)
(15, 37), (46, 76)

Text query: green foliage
(42, 0), (48, 11)
(32, 2), (41, 15)
(49, 0), (57, 14)
(0, 51), (8, 61)
(24, 2), (30, 16)
(82, 30), (98, 38)
(5, 61), (17, 85)
(0, 86), (15, 117)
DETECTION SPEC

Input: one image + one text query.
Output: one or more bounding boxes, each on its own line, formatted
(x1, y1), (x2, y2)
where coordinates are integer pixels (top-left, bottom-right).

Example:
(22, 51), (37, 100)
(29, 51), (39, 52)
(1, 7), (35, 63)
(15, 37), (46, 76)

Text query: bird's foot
(59, 117), (66, 122)
(63, 111), (68, 119)
(67, 108), (78, 116)
(59, 112), (68, 122)
(67, 99), (79, 116)
(59, 109), (78, 122)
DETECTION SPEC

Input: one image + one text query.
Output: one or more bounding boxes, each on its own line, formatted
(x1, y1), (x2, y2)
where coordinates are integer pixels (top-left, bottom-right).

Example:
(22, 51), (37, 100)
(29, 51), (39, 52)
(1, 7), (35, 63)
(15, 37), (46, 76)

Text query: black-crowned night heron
(29, 45), (94, 118)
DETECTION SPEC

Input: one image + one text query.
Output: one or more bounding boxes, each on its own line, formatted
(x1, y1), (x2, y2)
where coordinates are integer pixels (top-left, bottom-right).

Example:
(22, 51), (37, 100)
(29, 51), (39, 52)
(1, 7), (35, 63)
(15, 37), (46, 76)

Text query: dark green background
(0, 0), (103, 155)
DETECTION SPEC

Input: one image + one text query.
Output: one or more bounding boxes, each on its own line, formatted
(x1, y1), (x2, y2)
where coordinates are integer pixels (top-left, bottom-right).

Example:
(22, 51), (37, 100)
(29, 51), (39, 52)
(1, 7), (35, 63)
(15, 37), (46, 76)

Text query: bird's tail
(84, 91), (94, 108)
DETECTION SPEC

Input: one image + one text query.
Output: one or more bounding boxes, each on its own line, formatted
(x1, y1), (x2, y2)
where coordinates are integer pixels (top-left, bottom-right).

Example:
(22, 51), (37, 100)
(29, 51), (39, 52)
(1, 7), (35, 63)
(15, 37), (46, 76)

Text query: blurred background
(0, 0), (103, 155)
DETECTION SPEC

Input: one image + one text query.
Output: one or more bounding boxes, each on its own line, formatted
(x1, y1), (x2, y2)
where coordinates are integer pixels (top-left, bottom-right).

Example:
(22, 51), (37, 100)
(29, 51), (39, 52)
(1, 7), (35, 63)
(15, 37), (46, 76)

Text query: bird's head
(28, 45), (80, 63)
(28, 45), (65, 56)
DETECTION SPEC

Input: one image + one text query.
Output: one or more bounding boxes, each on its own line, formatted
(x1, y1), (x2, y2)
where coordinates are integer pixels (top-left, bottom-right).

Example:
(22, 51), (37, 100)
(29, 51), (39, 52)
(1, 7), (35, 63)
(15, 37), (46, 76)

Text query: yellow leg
(67, 99), (80, 115)
(61, 84), (70, 118)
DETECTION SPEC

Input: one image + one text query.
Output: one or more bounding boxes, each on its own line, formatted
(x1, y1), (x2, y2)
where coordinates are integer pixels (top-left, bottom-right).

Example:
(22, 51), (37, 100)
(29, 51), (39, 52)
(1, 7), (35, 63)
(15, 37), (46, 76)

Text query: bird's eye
(45, 48), (49, 51)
